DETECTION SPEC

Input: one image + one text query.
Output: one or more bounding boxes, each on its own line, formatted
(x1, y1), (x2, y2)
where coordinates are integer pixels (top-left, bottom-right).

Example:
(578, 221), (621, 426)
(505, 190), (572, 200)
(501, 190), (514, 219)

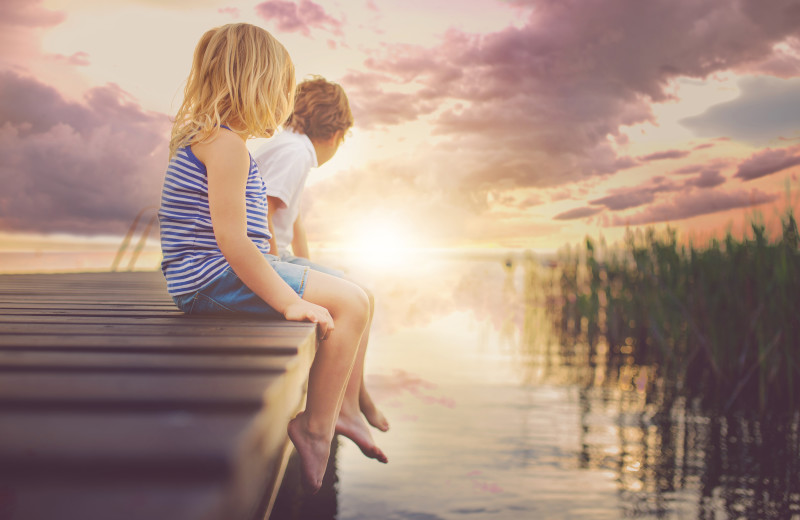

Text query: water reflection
(271, 255), (800, 520)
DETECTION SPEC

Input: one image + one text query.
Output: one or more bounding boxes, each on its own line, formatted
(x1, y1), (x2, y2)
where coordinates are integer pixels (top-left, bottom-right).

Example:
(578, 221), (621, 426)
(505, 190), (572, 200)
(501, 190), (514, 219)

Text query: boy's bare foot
(287, 412), (332, 494)
(360, 390), (390, 432)
(336, 409), (388, 463)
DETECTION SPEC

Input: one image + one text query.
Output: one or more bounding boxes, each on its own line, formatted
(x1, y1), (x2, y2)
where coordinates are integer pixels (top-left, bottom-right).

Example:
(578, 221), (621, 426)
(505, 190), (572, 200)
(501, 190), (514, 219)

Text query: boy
(253, 76), (389, 453)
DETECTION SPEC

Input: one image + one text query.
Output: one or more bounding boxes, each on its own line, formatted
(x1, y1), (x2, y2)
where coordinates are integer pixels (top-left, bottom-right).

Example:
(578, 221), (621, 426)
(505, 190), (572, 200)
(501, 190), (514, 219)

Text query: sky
(1, 0), (800, 257)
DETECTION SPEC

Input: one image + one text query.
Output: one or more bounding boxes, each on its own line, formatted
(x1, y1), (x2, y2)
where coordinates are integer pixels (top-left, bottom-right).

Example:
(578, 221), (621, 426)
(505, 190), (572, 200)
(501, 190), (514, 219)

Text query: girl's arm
(194, 131), (333, 337)
(267, 195), (281, 255)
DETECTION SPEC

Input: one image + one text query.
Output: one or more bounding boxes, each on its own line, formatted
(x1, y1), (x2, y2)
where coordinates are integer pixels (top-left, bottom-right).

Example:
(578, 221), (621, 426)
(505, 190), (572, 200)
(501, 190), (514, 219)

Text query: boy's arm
(196, 131), (332, 336)
(291, 215), (310, 260)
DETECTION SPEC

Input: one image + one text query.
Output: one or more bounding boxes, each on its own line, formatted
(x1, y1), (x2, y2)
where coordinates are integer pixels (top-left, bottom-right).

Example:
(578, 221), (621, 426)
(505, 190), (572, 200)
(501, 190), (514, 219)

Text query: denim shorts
(172, 255), (310, 318)
(279, 253), (345, 278)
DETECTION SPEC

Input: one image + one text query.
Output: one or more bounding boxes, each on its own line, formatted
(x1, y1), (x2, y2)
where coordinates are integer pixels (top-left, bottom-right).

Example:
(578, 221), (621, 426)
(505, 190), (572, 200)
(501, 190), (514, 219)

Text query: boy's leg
(287, 270), (384, 493)
(282, 254), (389, 431)
(341, 285), (389, 431)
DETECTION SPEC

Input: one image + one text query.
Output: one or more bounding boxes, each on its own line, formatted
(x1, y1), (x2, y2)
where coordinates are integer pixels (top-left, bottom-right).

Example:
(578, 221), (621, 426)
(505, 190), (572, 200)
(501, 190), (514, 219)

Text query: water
(271, 255), (800, 520)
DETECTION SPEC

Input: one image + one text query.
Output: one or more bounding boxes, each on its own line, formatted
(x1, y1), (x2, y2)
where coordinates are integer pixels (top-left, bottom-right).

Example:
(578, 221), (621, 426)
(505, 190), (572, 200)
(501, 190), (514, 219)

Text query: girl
(158, 23), (386, 493)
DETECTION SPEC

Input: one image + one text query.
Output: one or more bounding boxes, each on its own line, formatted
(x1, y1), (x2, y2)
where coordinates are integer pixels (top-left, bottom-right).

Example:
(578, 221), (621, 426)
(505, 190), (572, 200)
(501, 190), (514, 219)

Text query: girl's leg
(286, 270), (381, 492)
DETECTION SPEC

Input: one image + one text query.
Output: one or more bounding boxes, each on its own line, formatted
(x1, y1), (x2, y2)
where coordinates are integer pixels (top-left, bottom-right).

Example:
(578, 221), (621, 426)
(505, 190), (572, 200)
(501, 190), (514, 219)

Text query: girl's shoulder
(191, 128), (249, 170)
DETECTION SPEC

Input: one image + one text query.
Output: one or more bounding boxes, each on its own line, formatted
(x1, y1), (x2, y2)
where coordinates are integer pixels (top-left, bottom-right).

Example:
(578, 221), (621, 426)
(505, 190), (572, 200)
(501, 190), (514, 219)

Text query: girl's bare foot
(287, 412), (332, 494)
(360, 389), (390, 432)
(336, 408), (388, 463)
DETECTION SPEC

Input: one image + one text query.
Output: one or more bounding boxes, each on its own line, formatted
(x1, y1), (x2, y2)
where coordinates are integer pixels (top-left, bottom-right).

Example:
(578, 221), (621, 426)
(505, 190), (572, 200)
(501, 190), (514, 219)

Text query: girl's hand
(283, 300), (334, 341)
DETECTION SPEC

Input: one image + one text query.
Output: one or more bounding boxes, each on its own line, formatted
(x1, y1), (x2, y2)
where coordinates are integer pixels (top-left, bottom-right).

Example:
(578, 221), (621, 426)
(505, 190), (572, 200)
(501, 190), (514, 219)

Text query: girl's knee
(343, 284), (370, 327)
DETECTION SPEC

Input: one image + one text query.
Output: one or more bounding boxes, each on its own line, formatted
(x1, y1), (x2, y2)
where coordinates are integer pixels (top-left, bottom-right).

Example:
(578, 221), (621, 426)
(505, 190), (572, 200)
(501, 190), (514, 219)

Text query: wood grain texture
(0, 271), (315, 520)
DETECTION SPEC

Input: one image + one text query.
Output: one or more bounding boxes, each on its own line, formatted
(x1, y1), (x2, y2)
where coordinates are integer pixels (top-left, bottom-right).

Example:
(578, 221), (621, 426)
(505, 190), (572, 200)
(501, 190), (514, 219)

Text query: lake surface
(271, 255), (800, 520)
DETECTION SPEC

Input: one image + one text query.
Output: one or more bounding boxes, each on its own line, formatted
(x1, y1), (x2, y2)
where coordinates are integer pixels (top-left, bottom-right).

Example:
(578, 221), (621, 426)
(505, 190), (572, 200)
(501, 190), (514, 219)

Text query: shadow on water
(270, 438), (339, 520)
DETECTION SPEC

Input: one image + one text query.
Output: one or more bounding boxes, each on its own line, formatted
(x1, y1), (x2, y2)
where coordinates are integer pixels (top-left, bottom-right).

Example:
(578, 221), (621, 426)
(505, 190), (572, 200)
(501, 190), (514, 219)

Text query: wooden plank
(0, 299), (175, 313)
(0, 478), (227, 520)
(0, 315), (314, 330)
(0, 333), (307, 353)
(0, 351), (296, 374)
(0, 370), (298, 410)
(0, 309), (185, 317)
(0, 410), (262, 477)
(0, 322), (313, 337)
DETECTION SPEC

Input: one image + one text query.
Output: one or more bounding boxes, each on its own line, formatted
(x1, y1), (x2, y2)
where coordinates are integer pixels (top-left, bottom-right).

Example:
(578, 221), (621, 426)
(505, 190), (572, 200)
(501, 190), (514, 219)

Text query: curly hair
(169, 23), (295, 157)
(285, 76), (353, 141)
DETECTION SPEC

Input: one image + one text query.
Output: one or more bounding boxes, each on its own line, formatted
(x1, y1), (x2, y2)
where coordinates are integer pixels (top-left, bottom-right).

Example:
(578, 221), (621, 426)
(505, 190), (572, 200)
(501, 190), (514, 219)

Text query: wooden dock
(0, 271), (316, 520)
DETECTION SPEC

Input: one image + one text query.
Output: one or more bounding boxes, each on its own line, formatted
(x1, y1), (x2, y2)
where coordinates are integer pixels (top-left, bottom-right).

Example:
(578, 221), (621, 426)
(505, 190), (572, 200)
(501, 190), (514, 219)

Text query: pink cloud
(687, 169), (726, 188)
(342, 0), (800, 192)
(0, 72), (169, 234)
(218, 7), (240, 18)
(735, 145), (800, 181)
(0, 0), (65, 28)
(610, 188), (778, 225)
(638, 149), (692, 162)
(48, 51), (90, 66)
(255, 0), (343, 37)
(553, 207), (603, 221)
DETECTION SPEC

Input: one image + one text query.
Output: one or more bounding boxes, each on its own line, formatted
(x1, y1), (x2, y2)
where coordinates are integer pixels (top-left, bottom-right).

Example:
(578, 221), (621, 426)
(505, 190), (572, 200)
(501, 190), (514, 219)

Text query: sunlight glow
(342, 217), (417, 269)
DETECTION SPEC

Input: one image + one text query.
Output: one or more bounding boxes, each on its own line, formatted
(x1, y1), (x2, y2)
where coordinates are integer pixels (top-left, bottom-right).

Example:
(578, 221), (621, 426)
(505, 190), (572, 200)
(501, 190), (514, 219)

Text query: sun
(342, 217), (418, 269)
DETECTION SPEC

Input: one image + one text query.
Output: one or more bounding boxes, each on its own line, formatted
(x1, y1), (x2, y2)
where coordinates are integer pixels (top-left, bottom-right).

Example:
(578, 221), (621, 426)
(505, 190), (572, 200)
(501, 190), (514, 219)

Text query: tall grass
(548, 209), (800, 414)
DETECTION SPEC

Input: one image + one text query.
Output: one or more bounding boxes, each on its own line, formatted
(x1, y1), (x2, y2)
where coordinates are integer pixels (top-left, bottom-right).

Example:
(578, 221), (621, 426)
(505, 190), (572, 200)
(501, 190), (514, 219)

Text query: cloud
(610, 188), (778, 225)
(48, 51), (90, 66)
(681, 76), (800, 144)
(587, 176), (688, 212)
(638, 149), (691, 162)
(673, 158), (731, 175)
(0, 0), (65, 28)
(553, 207), (603, 221)
(342, 0), (800, 195)
(735, 145), (800, 180)
(218, 7), (240, 18)
(0, 72), (170, 234)
(255, 0), (343, 37)
(686, 169), (726, 188)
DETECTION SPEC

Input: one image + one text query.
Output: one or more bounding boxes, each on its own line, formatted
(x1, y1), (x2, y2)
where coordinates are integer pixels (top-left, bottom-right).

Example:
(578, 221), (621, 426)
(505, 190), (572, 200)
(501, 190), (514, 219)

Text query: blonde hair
(169, 23), (295, 157)
(286, 76), (353, 141)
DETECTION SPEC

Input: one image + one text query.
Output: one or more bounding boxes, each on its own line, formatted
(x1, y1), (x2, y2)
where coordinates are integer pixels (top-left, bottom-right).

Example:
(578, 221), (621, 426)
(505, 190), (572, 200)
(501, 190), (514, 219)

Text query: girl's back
(159, 143), (269, 296)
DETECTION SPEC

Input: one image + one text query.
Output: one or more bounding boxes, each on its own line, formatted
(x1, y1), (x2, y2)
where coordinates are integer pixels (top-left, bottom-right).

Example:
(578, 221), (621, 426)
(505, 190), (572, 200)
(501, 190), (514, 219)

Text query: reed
(546, 208), (800, 414)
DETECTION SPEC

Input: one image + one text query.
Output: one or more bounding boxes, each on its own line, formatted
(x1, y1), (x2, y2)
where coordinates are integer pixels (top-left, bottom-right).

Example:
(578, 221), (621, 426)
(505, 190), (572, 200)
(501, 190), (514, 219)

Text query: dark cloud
(553, 207), (603, 221)
(0, 72), (169, 234)
(681, 76), (800, 144)
(735, 145), (800, 180)
(638, 149), (691, 162)
(255, 0), (343, 37)
(673, 159), (731, 175)
(686, 169), (726, 188)
(610, 188), (778, 225)
(591, 189), (655, 211)
(342, 0), (800, 194)
(589, 178), (679, 211)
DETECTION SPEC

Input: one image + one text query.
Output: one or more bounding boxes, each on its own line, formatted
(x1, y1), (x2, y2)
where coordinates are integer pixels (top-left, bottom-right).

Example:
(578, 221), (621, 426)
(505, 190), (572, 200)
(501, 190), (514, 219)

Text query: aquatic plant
(546, 208), (800, 414)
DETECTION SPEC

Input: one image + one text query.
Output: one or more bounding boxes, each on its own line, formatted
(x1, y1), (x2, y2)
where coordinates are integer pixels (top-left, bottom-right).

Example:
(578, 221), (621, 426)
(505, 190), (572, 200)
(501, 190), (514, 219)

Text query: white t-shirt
(253, 130), (317, 256)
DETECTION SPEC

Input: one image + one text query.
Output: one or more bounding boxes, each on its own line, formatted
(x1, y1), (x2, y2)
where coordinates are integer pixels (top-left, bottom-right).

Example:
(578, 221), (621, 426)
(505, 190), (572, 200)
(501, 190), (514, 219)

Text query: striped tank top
(158, 144), (271, 296)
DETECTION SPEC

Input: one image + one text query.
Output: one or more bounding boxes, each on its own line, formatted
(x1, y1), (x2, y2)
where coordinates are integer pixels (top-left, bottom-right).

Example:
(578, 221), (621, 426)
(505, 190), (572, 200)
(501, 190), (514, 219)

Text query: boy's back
(254, 129), (317, 257)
